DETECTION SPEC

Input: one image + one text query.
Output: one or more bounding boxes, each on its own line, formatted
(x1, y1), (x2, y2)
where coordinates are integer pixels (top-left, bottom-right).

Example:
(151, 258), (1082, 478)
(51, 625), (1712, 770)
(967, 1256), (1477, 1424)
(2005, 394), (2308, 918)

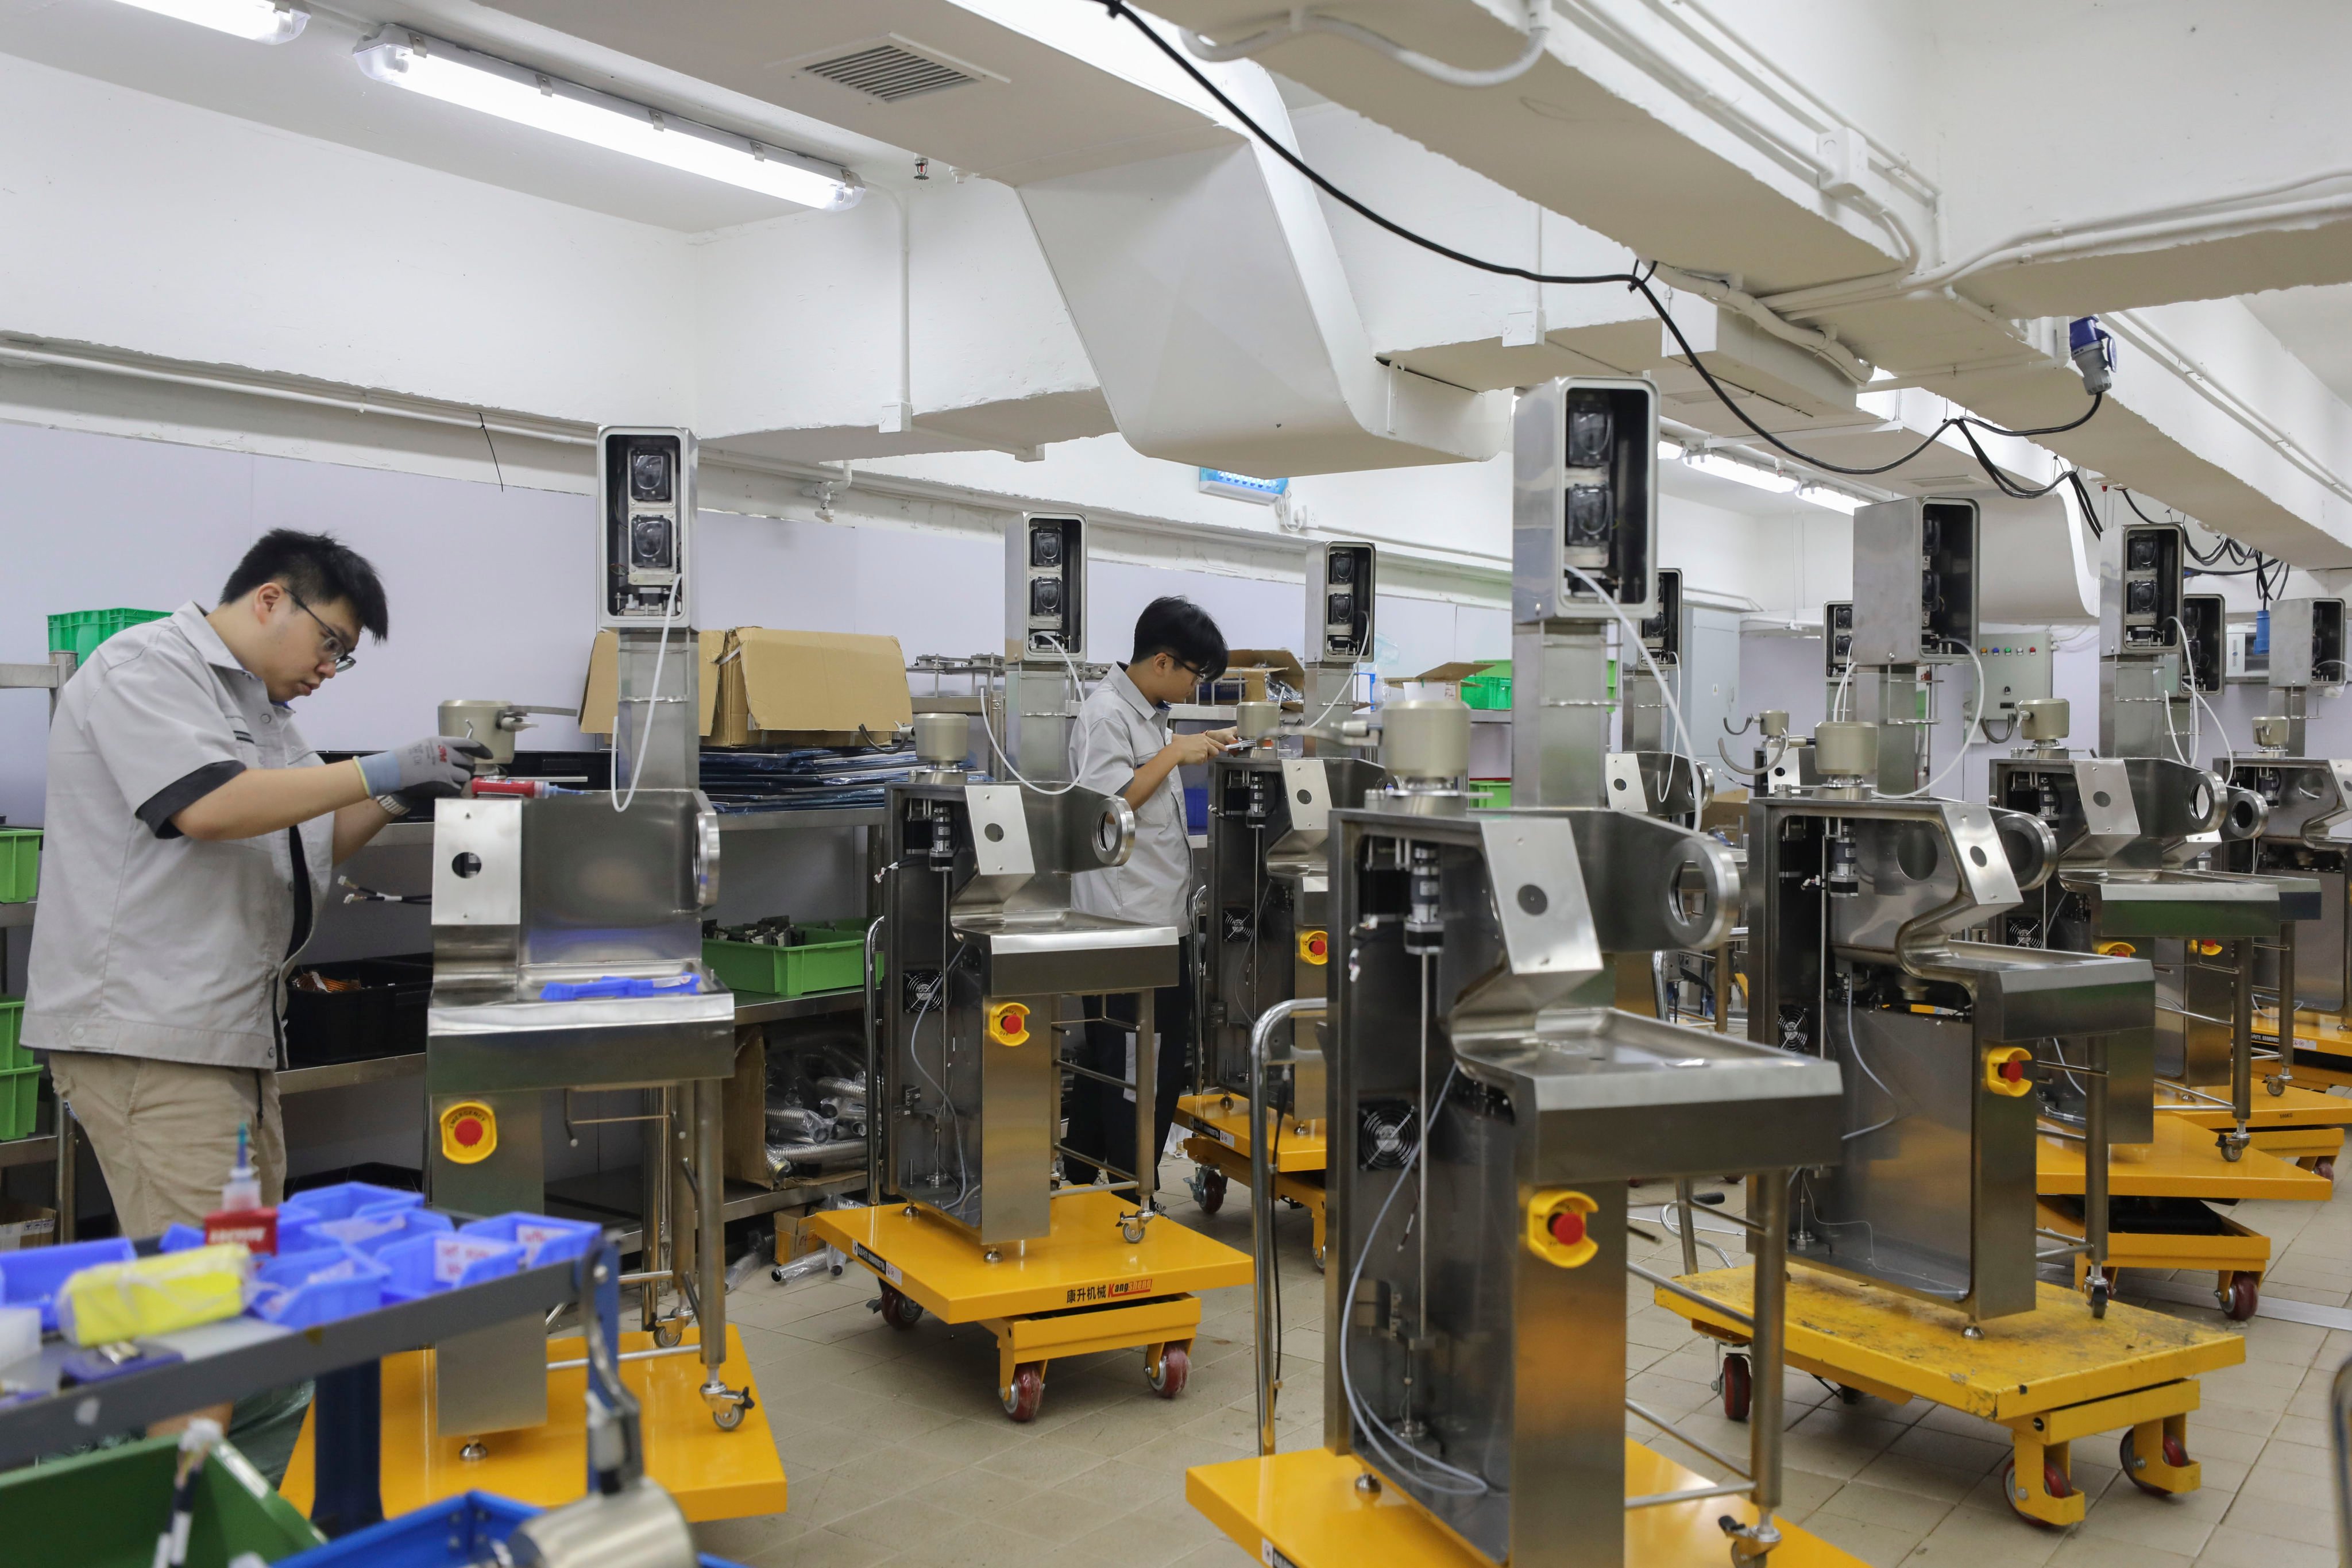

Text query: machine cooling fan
(1358, 1100), (1419, 1171)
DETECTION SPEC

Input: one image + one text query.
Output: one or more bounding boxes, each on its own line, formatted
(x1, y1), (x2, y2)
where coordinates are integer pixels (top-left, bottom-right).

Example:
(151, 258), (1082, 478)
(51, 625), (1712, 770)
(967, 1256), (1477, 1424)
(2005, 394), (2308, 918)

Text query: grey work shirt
(1069, 666), (1195, 932)
(25, 603), (333, 1070)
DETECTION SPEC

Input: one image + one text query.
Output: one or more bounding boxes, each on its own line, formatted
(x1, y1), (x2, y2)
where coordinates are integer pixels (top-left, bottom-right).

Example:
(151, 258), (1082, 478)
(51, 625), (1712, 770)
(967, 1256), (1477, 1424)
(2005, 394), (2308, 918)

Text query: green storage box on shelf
(704, 920), (880, 999)
(0, 1065), (35, 1140)
(1469, 779), (1513, 809)
(0, 827), (38, 903)
(0, 995), (24, 1070)
(1459, 661), (1512, 710)
(48, 607), (169, 665)
(0, 1431), (323, 1567)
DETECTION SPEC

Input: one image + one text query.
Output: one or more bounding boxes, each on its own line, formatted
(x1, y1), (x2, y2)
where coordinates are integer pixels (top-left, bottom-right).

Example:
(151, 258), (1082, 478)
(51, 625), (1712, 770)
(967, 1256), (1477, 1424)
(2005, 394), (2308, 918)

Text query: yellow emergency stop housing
(2095, 940), (2138, 957)
(1526, 1189), (1599, 1269)
(1984, 1045), (2036, 1097)
(439, 1100), (498, 1163)
(1297, 929), (1329, 965)
(986, 1002), (1031, 1046)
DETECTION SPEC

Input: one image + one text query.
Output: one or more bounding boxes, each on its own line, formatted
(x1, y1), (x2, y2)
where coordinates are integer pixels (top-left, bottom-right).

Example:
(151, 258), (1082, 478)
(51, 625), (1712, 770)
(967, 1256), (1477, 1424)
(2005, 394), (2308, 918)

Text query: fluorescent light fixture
(1798, 486), (1864, 515)
(1687, 450), (1799, 496)
(354, 27), (863, 210)
(112, 0), (306, 43)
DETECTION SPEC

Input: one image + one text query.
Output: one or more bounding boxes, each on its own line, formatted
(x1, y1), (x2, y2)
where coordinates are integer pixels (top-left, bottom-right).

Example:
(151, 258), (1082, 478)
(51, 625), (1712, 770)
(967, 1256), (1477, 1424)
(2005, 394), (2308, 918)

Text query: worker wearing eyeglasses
(24, 528), (481, 1238)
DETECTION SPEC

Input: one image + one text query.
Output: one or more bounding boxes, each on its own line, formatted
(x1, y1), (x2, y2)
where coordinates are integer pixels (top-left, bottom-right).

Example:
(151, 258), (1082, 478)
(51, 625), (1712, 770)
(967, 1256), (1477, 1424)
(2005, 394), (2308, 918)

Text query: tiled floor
(693, 1154), (2352, 1567)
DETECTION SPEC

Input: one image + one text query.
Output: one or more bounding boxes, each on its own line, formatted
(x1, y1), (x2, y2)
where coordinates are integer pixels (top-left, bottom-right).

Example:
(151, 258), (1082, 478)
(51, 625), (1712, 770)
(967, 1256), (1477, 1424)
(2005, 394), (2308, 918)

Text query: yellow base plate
(1174, 1092), (1326, 1171)
(1656, 1264), (2241, 1422)
(2037, 1112), (2331, 1200)
(1183, 1135), (1327, 1260)
(806, 1189), (1252, 1322)
(279, 1326), (786, 1524)
(1188, 1443), (1867, 1568)
(2158, 1077), (2352, 1136)
(2039, 1199), (2267, 1280)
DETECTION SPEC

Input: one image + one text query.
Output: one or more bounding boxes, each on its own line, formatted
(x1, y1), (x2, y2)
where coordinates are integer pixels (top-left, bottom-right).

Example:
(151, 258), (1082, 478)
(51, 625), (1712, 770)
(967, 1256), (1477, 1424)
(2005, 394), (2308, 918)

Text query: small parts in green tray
(704, 915), (875, 997)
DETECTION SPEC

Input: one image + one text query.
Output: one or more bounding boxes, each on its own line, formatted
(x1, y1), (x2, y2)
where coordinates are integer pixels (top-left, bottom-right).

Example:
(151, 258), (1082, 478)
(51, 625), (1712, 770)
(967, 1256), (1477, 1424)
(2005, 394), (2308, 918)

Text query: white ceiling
(0, 0), (916, 231)
(2243, 283), (2352, 408)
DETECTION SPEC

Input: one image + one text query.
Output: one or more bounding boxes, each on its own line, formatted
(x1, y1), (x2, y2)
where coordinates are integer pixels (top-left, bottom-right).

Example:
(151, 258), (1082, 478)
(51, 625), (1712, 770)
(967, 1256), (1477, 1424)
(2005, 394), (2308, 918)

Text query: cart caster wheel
(876, 1283), (923, 1330)
(2220, 1137), (2246, 1163)
(713, 1401), (746, 1431)
(2268, 1075), (2288, 1097)
(2221, 1272), (2259, 1321)
(1718, 1353), (1752, 1423)
(2318, 1158), (2337, 1181)
(1149, 1342), (1190, 1399)
(1121, 1218), (1148, 1245)
(652, 1318), (683, 1349)
(1835, 1384), (1864, 1407)
(1194, 1168), (1227, 1215)
(2119, 1428), (2191, 1496)
(1003, 1362), (1045, 1423)
(1999, 1457), (2073, 1525)
(1312, 1243), (1327, 1273)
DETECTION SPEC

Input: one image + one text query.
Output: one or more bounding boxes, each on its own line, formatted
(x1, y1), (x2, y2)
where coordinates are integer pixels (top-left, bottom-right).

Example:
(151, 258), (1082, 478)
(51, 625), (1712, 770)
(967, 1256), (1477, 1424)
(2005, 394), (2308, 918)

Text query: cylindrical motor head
(2017, 698), (2071, 743)
(1234, 700), (1280, 742)
(2253, 714), (2292, 750)
(1381, 698), (1471, 784)
(913, 711), (971, 768)
(1758, 709), (1790, 740)
(438, 700), (517, 769)
(1813, 721), (1879, 779)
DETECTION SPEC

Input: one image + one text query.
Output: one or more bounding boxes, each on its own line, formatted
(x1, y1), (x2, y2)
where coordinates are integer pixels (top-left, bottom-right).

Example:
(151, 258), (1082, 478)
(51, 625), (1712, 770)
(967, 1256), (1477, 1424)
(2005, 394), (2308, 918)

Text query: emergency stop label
(1065, 1277), (1153, 1305)
(853, 1243), (902, 1285)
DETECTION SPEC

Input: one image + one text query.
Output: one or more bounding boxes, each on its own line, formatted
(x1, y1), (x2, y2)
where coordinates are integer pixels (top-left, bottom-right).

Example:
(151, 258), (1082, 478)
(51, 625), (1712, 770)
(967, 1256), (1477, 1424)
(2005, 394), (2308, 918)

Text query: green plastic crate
(0, 1431), (323, 1566)
(0, 997), (24, 1071)
(1469, 779), (1513, 809)
(705, 922), (878, 999)
(0, 1065), (38, 1140)
(1459, 661), (1512, 710)
(48, 607), (169, 665)
(0, 828), (37, 903)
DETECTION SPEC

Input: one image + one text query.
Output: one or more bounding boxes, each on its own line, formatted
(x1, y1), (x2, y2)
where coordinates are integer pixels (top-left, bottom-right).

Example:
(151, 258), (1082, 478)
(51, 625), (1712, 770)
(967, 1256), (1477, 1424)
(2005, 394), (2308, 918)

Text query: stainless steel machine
(1304, 539), (1376, 725)
(425, 427), (747, 1440)
(1319, 693), (1844, 1567)
(1606, 566), (1705, 824)
(1847, 498), (1979, 797)
(1749, 715), (2151, 1320)
(874, 513), (1177, 1246)
(1988, 522), (2313, 1158)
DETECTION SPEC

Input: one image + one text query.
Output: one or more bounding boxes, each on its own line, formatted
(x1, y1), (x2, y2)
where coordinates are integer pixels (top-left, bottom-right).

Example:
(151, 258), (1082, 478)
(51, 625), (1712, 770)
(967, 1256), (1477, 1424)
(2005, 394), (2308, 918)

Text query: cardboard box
(578, 628), (727, 737)
(580, 627), (913, 748)
(723, 1022), (771, 1189)
(716, 629), (913, 748)
(1409, 660), (1496, 689)
(0, 1199), (56, 1252)
(1212, 647), (1308, 705)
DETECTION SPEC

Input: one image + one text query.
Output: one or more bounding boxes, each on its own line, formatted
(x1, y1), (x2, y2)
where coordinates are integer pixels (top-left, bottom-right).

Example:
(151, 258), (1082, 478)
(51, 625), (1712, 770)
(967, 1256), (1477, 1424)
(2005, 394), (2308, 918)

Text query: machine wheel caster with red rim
(1003, 1362), (1045, 1423)
(1719, 1353), (1751, 1422)
(1149, 1342), (1190, 1399)
(878, 1283), (923, 1330)
(1196, 1168), (1226, 1215)
(2221, 1272), (2259, 1321)
(2119, 1429), (2191, 1495)
(1999, 1458), (2073, 1525)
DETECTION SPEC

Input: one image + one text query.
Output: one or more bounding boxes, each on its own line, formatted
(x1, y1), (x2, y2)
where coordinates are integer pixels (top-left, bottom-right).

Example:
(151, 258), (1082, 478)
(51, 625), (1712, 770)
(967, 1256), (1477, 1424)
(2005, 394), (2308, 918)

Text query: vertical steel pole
(1747, 1172), (1790, 1546)
(695, 1077), (728, 1388)
(1134, 991), (1157, 1214)
(2086, 1040), (2109, 1317)
(2233, 938), (2256, 1136)
(1674, 1178), (1701, 1277)
(2278, 920), (2300, 1089)
(639, 1087), (666, 1333)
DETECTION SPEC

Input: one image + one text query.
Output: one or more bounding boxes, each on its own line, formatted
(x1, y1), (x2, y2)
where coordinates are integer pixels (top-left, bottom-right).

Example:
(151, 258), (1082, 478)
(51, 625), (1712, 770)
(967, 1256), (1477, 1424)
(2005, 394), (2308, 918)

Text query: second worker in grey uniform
(25, 530), (482, 1239)
(1064, 597), (1234, 1188)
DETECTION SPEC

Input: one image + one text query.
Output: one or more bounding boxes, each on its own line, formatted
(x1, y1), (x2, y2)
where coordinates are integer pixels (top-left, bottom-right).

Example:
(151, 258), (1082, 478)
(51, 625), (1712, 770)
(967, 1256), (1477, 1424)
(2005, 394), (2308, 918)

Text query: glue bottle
(203, 1122), (277, 1256)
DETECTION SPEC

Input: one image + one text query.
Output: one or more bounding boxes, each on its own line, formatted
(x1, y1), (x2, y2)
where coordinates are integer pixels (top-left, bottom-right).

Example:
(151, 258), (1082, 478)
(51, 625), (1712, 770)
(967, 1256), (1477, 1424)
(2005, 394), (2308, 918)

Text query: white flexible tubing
(1180, 0), (1549, 88)
(1829, 656), (1856, 722)
(974, 634), (1092, 798)
(2175, 617), (2234, 779)
(1880, 640), (1986, 801)
(610, 580), (679, 814)
(1562, 563), (1699, 796)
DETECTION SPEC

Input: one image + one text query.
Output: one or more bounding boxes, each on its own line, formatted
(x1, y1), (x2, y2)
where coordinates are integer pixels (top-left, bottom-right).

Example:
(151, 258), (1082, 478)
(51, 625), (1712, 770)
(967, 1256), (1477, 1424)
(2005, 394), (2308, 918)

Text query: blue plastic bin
(250, 1246), (388, 1329)
(276, 1490), (743, 1566)
(282, 1181), (422, 1222)
(286, 1204), (452, 1258)
(457, 1213), (603, 1268)
(0, 1236), (136, 1331)
(376, 1231), (519, 1303)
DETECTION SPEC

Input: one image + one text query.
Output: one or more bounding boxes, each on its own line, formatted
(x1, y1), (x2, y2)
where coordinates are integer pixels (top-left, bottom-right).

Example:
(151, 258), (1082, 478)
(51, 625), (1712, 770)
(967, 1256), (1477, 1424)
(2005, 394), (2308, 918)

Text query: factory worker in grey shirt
(25, 530), (482, 1240)
(1064, 596), (1234, 1189)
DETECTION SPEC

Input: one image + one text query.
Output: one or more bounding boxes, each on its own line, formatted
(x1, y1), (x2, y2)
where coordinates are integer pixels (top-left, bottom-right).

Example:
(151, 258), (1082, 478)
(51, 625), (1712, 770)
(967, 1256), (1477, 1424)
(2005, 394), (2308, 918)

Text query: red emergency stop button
(1528, 1190), (1598, 1268)
(439, 1100), (498, 1164)
(1298, 930), (1328, 965)
(1984, 1045), (2034, 1098)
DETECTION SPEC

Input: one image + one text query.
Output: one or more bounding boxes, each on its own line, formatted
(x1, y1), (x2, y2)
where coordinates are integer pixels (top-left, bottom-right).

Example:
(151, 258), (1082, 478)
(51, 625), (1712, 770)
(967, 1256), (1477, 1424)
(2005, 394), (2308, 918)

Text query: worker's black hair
(1131, 596), (1227, 682)
(219, 529), (390, 642)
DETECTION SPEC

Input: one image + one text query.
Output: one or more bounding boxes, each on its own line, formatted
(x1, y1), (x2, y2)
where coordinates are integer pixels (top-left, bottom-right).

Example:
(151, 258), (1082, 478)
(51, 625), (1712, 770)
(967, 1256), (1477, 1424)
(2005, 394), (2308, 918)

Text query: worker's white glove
(356, 736), (489, 798)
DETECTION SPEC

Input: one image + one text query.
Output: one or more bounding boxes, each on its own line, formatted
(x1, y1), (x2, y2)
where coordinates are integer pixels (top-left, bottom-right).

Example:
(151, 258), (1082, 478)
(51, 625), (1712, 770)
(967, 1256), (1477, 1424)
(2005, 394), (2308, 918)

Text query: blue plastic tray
(276, 1490), (743, 1566)
(457, 1213), (603, 1268)
(0, 1236), (136, 1332)
(250, 1246), (388, 1329)
(375, 1231), (519, 1303)
(281, 1181), (422, 1222)
(286, 1205), (452, 1258)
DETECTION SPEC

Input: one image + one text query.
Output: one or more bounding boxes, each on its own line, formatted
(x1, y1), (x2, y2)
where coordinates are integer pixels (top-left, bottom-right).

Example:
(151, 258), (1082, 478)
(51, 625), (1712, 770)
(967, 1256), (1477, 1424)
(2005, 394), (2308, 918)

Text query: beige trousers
(47, 1053), (285, 1238)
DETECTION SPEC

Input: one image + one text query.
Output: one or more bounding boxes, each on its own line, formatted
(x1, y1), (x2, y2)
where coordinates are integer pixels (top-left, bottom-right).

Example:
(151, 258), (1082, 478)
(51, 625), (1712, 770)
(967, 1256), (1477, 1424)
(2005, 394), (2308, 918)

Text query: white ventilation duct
(1976, 490), (2098, 625)
(1013, 61), (1505, 476)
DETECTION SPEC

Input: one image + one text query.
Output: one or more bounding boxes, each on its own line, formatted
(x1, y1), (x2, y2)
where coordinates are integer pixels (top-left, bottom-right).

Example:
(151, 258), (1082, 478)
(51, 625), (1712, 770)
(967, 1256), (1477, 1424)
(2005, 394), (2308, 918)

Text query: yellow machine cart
(1175, 1091), (1327, 1265)
(1656, 1265), (2242, 1528)
(810, 1188), (1251, 1422)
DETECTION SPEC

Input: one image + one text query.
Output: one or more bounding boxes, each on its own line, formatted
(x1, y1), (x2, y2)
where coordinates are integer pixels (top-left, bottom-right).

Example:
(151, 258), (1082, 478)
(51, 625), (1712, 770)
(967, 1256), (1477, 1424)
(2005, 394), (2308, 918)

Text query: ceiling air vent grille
(802, 43), (978, 103)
